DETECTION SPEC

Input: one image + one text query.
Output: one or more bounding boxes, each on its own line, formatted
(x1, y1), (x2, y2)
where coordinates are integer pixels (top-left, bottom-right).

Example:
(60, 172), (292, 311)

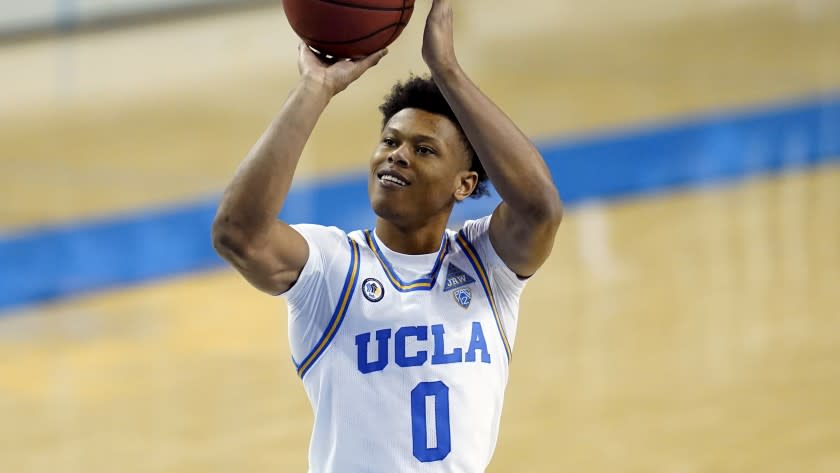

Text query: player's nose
(387, 145), (411, 167)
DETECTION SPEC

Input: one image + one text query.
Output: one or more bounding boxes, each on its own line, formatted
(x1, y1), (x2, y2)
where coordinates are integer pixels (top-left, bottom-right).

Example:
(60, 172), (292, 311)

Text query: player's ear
(453, 170), (478, 202)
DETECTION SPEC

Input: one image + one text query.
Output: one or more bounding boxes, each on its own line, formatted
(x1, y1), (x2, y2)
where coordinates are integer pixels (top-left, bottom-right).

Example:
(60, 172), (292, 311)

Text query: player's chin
(370, 195), (406, 220)
(370, 192), (420, 222)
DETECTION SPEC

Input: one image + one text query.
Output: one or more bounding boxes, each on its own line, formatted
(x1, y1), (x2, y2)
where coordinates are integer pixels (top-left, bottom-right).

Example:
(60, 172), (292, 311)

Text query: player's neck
(374, 215), (448, 255)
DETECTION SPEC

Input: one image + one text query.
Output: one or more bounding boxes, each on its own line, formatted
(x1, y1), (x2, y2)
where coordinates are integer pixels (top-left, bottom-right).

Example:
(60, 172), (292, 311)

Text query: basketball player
(212, 0), (562, 470)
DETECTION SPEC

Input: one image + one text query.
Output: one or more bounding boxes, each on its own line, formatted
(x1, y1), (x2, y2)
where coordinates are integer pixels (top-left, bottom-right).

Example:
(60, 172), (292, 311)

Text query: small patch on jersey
(362, 278), (384, 302)
(443, 263), (476, 292)
(453, 287), (472, 309)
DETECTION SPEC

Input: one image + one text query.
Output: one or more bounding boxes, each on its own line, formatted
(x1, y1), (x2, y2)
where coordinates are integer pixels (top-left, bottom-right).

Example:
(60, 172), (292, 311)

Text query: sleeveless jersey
(285, 217), (525, 473)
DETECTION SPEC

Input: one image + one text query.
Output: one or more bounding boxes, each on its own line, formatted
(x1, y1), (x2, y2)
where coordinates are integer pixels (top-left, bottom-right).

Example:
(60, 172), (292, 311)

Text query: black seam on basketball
(316, 0), (414, 12)
(301, 22), (408, 45)
(383, 0), (408, 46)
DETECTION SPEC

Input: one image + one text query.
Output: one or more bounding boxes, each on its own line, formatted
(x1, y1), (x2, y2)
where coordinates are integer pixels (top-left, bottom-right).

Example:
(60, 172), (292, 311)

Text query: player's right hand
(297, 43), (388, 96)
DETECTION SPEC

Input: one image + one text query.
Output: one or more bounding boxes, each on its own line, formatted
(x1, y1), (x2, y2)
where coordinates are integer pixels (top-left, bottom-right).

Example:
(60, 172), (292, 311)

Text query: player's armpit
(212, 219), (310, 296)
(488, 200), (562, 279)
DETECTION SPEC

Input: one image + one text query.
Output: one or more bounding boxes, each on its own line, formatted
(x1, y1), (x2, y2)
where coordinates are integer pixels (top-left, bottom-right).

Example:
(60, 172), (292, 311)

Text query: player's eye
(416, 145), (436, 155)
(382, 137), (397, 147)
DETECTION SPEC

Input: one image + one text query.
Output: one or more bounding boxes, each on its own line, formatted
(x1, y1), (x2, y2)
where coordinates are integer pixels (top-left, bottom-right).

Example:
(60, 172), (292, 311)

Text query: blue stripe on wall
(1, 93), (839, 312)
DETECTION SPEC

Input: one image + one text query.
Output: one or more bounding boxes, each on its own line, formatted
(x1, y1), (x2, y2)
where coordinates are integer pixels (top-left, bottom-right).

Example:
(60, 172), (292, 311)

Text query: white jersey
(285, 216), (526, 473)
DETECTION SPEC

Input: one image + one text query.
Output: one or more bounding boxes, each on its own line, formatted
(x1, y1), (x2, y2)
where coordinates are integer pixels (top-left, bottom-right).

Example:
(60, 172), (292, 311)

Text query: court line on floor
(1, 92), (839, 312)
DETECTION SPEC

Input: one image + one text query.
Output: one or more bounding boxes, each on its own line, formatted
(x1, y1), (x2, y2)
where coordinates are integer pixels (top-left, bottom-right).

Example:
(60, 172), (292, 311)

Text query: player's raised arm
(212, 44), (387, 295)
(422, 0), (563, 277)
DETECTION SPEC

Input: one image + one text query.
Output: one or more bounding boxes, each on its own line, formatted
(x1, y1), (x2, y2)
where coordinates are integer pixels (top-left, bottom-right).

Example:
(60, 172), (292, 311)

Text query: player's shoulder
(290, 223), (351, 246)
(289, 224), (360, 269)
(450, 215), (493, 244)
(447, 215), (495, 264)
(452, 214), (529, 292)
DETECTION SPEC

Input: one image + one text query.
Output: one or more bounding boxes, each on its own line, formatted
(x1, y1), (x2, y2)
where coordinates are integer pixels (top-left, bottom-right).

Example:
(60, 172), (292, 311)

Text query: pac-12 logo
(362, 278), (385, 302)
(453, 287), (472, 309)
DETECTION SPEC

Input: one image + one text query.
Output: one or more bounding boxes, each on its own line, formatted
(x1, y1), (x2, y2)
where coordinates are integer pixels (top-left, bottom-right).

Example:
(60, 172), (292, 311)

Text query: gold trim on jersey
(455, 231), (512, 362)
(297, 238), (361, 378)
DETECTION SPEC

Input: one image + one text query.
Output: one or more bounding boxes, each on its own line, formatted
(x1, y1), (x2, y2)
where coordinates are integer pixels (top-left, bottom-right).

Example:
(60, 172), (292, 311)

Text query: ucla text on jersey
(355, 321), (492, 373)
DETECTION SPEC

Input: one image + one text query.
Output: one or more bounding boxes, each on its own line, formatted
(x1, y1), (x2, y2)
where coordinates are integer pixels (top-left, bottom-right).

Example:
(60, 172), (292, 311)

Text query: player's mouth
(377, 169), (410, 189)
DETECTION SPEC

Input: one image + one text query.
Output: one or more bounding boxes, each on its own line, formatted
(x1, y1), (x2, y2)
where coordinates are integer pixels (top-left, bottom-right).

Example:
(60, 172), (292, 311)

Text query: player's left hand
(422, 0), (459, 73)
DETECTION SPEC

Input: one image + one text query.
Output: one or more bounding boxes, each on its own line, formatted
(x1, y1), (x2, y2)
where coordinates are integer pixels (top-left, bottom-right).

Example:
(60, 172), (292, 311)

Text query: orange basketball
(282, 0), (415, 59)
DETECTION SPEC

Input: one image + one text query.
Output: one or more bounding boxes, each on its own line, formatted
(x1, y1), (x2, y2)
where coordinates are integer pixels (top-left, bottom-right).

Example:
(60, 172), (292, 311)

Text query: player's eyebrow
(383, 127), (444, 147)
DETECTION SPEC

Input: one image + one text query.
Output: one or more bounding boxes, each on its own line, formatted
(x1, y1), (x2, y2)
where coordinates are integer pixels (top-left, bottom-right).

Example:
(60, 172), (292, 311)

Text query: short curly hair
(379, 76), (489, 199)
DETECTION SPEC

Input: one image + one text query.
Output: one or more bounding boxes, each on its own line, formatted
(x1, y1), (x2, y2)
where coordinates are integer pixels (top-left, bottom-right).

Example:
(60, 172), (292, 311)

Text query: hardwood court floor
(1, 0), (840, 471)
(1, 166), (838, 472)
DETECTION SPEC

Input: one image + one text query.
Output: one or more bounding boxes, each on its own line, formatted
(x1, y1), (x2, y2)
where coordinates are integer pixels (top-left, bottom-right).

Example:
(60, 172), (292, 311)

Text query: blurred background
(1, 0), (839, 471)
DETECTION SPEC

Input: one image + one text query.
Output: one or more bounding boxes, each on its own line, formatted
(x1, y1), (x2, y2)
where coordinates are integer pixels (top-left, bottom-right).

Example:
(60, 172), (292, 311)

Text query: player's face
(369, 108), (477, 226)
